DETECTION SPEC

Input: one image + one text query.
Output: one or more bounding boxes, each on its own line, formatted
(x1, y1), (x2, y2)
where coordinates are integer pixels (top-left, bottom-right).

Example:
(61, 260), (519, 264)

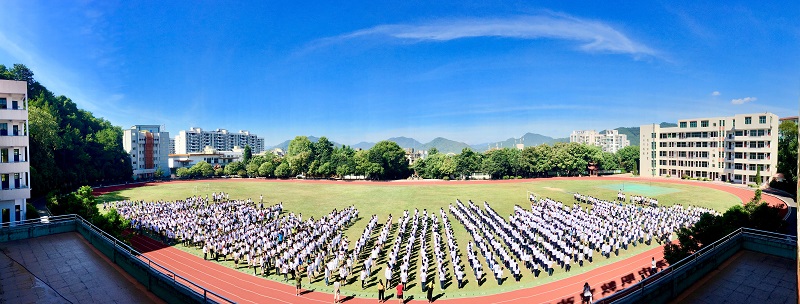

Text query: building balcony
(0, 187), (30, 201)
(0, 135), (28, 147)
(0, 109), (28, 121)
(0, 161), (28, 172)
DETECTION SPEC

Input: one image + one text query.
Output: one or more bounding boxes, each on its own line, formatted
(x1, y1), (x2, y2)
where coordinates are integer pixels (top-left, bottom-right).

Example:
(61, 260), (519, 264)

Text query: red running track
(114, 177), (787, 303)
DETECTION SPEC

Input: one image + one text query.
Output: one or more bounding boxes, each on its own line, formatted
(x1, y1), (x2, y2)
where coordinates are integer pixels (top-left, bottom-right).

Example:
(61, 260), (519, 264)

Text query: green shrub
(25, 203), (40, 220)
(681, 175), (689, 179)
(502, 176), (509, 180)
(516, 176), (522, 179)
(443, 176), (450, 181)
(666, 174), (671, 178)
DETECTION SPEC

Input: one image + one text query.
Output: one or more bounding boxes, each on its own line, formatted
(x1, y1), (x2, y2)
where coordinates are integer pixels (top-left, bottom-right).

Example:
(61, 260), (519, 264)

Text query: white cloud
(731, 97), (757, 105)
(309, 14), (656, 57)
(711, 91), (720, 96)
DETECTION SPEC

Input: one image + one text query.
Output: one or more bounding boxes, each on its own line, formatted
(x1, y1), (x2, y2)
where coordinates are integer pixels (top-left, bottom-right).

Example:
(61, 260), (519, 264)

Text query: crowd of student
(115, 192), (361, 299)
(112, 189), (715, 303)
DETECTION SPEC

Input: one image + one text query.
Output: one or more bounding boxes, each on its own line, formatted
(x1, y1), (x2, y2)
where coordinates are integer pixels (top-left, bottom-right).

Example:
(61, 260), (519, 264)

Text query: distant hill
(269, 132), (593, 154)
(351, 142), (375, 150)
(615, 122), (677, 146)
(388, 137), (424, 150)
(422, 137), (471, 154)
(470, 133), (568, 152)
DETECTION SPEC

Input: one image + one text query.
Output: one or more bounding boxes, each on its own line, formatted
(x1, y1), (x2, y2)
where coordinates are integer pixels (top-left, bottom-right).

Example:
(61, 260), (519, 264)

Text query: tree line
(177, 136), (641, 180)
(0, 64), (133, 199)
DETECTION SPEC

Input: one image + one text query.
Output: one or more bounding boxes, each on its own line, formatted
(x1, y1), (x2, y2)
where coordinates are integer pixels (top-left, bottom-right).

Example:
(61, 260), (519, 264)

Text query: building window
(680, 122), (687, 128)
(744, 117), (751, 124)
(759, 116), (766, 124)
(701, 120), (709, 127)
(0, 98), (5, 109)
(690, 121), (697, 128)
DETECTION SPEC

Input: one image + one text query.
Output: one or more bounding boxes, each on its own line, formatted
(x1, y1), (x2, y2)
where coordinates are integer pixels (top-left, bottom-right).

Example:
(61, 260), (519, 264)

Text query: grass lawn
(97, 178), (740, 299)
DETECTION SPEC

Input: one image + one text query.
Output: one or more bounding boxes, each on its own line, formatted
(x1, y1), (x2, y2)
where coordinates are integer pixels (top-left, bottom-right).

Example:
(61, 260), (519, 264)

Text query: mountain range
(268, 123), (675, 154)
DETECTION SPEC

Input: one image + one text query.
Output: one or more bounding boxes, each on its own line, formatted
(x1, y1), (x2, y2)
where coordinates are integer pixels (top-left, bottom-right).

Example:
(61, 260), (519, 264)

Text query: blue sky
(0, 1), (797, 146)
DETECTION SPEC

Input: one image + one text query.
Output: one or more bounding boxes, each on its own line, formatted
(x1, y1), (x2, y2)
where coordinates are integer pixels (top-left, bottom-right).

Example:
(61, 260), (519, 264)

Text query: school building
(123, 125), (170, 180)
(0, 80), (31, 225)
(640, 113), (779, 185)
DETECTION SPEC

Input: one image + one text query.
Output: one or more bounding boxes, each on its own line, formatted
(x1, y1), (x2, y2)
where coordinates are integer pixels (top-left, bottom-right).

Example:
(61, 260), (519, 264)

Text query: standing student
(650, 257), (657, 275)
(582, 282), (592, 304)
(377, 279), (385, 302)
(395, 282), (404, 304)
(426, 280), (434, 303)
(295, 268), (303, 296)
(333, 280), (341, 304)
(361, 268), (367, 289)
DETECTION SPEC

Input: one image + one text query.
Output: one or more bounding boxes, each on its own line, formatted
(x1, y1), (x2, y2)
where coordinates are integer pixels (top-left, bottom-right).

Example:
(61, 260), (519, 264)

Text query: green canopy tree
(367, 141), (410, 180)
(287, 136), (313, 175)
(455, 148), (481, 179)
(224, 161), (245, 176)
(242, 145), (252, 165)
(778, 120), (798, 183)
(274, 160), (291, 178)
(617, 145), (640, 173)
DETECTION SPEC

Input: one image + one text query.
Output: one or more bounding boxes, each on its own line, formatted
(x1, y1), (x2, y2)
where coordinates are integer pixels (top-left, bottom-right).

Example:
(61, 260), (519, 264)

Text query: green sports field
(96, 178), (740, 299)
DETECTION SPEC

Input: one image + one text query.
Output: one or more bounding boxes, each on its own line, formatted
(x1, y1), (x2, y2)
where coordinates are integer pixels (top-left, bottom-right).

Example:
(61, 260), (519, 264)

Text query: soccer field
(96, 178), (740, 299)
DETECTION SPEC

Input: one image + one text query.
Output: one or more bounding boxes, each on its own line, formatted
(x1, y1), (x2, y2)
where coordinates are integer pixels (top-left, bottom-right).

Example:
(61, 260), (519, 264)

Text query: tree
(777, 120), (798, 183)
(455, 148), (481, 178)
(246, 162), (260, 177)
(176, 167), (191, 178)
(242, 145), (253, 165)
(2, 63), (133, 198)
(428, 147), (439, 155)
(190, 161), (214, 177)
(616, 146), (640, 173)
(599, 152), (620, 171)
(754, 166), (761, 186)
(274, 160), (291, 178)
(154, 167), (165, 178)
(258, 161), (277, 177)
(355, 149), (382, 178)
(367, 141), (410, 180)
(331, 145), (356, 178)
(287, 136), (313, 175)
(224, 161), (245, 176)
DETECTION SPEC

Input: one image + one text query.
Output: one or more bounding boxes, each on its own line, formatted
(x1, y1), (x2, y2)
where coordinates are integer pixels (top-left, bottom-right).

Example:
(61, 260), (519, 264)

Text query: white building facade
(640, 113), (779, 185)
(123, 125), (170, 180)
(0, 80), (31, 225)
(174, 127), (265, 154)
(570, 129), (630, 153)
(168, 146), (242, 173)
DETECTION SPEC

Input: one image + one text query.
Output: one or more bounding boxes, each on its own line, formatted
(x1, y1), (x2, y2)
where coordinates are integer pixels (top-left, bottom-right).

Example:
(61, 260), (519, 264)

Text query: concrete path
(0, 232), (162, 304)
(674, 250), (797, 304)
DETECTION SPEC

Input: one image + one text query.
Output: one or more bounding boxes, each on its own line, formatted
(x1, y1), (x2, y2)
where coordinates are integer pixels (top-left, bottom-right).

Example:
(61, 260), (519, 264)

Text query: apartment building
(174, 127), (264, 154)
(0, 80), (31, 225)
(570, 129), (630, 153)
(123, 125), (170, 180)
(640, 113), (779, 185)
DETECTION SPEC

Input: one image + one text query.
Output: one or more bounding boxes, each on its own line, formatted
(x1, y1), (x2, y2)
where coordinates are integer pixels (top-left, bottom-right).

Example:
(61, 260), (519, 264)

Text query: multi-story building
(570, 129), (630, 153)
(174, 127), (264, 154)
(123, 125), (170, 180)
(169, 138), (176, 154)
(640, 113), (779, 185)
(0, 80), (31, 225)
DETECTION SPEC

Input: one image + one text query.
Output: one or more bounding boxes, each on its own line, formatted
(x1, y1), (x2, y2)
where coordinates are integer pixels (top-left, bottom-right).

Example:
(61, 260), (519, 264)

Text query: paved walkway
(0, 232), (161, 304)
(674, 250), (797, 304)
